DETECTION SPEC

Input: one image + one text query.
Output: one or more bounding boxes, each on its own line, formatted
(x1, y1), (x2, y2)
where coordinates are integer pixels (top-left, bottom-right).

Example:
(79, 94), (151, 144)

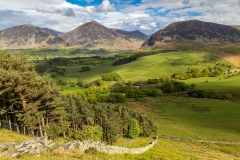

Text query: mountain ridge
(0, 24), (64, 49)
(142, 20), (240, 49)
(59, 21), (145, 50)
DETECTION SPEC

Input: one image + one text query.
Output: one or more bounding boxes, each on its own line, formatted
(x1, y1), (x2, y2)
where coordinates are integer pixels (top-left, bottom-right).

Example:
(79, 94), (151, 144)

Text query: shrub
(80, 66), (91, 72)
(85, 147), (98, 155)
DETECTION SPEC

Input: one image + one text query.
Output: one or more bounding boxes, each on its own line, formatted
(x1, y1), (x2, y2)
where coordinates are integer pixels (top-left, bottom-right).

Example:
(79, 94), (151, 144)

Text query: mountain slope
(60, 21), (144, 50)
(142, 20), (240, 49)
(110, 29), (149, 41)
(0, 24), (64, 49)
(41, 28), (63, 36)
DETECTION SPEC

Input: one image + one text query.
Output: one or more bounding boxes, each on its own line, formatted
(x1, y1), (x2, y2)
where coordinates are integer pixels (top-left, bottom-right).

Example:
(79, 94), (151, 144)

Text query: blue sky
(0, 0), (240, 35)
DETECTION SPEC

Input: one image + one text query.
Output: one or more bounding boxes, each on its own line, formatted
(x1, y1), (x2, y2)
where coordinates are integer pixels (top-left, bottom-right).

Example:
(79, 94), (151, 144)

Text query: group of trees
(0, 51), (156, 142)
(0, 51), (68, 137)
(64, 95), (156, 143)
(171, 64), (231, 80)
(80, 66), (91, 72)
(101, 73), (122, 81)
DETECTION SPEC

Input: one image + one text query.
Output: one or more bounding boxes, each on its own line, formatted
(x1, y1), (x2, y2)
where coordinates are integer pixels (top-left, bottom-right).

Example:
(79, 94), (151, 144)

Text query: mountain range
(1, 20), (240, 50)
(0, 21), (148, 50)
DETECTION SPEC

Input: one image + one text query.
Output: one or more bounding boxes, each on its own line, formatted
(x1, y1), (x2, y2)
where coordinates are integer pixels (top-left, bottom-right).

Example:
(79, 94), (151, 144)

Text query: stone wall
(0, 137), (157, 157)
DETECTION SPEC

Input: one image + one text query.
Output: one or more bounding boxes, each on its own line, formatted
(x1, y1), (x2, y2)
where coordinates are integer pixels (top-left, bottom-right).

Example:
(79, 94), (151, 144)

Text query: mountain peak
(142, 20), (240, 49)
(60, 21), (119, 46)
(0, 24), (63, 49)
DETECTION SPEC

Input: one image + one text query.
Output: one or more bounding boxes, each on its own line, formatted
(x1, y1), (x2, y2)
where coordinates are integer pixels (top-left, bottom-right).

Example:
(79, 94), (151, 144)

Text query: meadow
(51, 51), (240, 91)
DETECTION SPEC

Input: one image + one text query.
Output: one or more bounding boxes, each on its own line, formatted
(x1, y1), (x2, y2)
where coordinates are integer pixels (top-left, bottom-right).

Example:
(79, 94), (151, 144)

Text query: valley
(1, 19), (240, 160)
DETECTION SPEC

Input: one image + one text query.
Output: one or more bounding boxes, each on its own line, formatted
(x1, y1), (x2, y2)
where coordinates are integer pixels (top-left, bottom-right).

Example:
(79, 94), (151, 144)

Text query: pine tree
(128, 118), (140, 139)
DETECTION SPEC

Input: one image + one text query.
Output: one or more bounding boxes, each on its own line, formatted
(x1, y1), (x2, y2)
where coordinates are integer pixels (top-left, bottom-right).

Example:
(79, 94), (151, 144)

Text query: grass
(127, 96), (240, 141)
(1, 130), (239, 160)
(0, 129), (31, 143)
(54, 51), (240, 90)
(1, 95), (240, 159)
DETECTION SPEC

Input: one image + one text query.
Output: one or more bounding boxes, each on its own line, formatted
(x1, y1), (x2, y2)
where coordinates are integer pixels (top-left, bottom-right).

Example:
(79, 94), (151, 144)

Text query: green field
(127, 96), (240, 141)
(54, 51), (240, 90)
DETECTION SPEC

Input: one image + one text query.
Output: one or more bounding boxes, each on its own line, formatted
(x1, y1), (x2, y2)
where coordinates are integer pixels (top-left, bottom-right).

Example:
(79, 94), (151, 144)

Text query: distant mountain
(60, 21), (144, 50)
(110, 29), (149, 41)
(41, 28), (63, 36)
(142, 20), (240, 49)
(0, 24), (64, 49)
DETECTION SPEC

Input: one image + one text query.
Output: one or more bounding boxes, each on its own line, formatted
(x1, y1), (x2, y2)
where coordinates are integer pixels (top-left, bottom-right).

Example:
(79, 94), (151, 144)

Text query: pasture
(54, 51), (240, 90)
(128, 96), (240, 141)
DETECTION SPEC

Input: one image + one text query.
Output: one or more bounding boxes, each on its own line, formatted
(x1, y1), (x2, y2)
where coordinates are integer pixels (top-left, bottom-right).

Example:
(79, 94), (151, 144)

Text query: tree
(128, 118), (140, 139)
(74, 125), (103, 141)
(0, 50), (68, 137)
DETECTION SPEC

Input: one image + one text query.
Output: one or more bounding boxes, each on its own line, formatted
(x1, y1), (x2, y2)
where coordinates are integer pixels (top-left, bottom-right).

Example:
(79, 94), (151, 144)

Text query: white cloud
(85, 6), (96, 14)
(140, 25), (151, 30)
(123, 18), (139, 26)
(97, 0), (115, 13)
(149, 22), (157, 27)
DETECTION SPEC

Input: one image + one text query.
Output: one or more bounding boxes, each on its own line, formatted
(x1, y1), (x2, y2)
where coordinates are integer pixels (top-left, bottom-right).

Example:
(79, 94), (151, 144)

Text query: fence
(0, 120), (40, 137)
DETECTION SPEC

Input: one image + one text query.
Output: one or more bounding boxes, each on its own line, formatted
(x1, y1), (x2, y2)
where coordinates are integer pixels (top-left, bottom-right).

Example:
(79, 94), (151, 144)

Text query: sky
(0, 0), (240, 35)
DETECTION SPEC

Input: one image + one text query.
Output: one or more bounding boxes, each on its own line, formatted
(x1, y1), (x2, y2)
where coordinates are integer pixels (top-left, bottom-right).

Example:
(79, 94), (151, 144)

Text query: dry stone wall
(0, 137), (157, 157)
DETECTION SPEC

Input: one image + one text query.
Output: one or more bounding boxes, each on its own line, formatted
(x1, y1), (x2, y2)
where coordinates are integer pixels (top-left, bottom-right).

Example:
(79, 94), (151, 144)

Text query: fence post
(0, 120), (2, 128)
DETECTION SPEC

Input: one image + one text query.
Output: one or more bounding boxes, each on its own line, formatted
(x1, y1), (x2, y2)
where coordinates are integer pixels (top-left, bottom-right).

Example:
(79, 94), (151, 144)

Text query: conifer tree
(128, 118), (141, 139)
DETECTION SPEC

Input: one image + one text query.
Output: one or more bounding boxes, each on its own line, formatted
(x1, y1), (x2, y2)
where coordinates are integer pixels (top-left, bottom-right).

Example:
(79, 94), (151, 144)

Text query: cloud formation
(97, 0), (115, 13)
(0, 0), (240, 35)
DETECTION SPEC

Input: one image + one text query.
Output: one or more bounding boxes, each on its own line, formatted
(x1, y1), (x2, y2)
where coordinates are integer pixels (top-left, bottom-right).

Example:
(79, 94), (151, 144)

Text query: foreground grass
(0, 129), (31, 143)
(127, 96), (240, 141)
(1, 134), (239, 160)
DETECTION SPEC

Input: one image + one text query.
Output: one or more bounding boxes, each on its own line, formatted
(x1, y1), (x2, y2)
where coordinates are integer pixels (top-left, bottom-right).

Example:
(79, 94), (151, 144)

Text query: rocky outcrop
(0, 137), (157, 157)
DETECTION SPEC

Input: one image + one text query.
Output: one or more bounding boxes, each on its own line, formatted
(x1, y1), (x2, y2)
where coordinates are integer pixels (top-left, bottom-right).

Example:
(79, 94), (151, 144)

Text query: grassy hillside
(1, 103), (240, 160)
(54, 51), (240, 90)
(128, 96), (240, 141)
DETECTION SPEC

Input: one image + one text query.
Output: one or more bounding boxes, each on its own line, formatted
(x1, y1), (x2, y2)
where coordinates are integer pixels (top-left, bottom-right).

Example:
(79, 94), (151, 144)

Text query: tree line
(112, 50), (170, 66)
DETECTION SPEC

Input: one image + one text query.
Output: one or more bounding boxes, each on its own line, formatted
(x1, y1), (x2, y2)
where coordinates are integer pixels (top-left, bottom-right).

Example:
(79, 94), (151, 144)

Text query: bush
(74, 125), (103, 141)
(85, 147), (98, 155)
(101, 73), (122, 81)
(80, 66), (91, 72)
(108, 93), (126, 103)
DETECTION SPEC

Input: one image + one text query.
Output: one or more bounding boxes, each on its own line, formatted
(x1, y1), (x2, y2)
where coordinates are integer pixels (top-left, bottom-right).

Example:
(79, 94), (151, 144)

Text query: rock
(1, 137), (157, 157)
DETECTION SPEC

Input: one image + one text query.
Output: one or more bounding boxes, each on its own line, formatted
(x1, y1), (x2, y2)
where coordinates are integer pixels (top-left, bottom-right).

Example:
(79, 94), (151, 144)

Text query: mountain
(232, 25), (240, 31)
(60, 21), (144, 50)
(110, 29), (149, 41)
(142, 20), (240, 49)
(0, 24), (64, 49)
(41, 28), (63, 36)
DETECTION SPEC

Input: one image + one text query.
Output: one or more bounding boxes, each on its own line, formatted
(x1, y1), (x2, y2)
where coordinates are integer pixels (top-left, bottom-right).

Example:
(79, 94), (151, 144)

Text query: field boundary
(158, 134), (240, 145)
